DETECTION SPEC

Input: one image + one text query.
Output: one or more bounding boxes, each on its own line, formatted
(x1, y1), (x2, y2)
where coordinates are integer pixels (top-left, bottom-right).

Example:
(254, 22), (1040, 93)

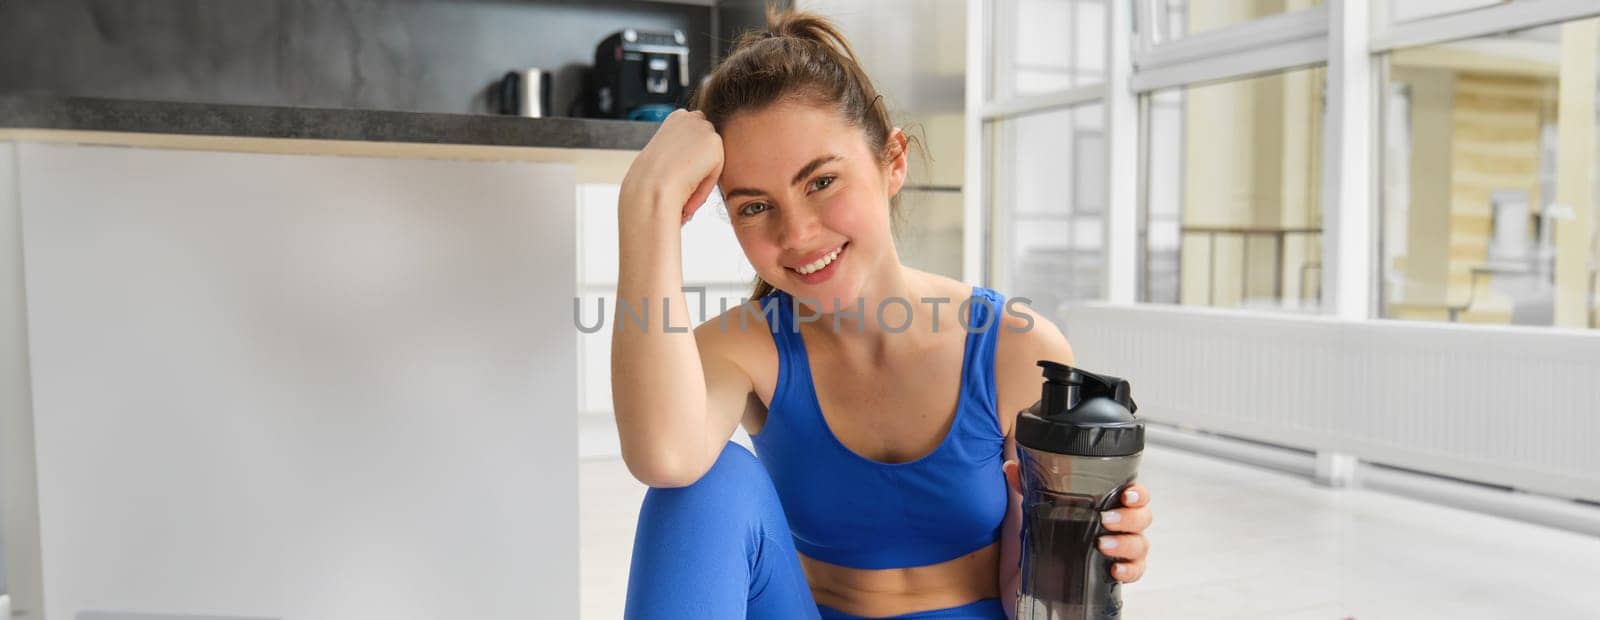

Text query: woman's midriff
(799, 541), (1001, 617)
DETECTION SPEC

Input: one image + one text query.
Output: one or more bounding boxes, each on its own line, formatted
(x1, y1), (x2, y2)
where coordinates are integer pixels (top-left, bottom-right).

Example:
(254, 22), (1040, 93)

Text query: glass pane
(988, 104), (1107, 320)
(1153, 0), (1324, 43)
(1141, 67), (1327, 310)
(1388, 0), (1505, 24)
(1380, 19), (1600, 329)
(990, 0), (1106, 101)
(895, 189), (966, 280)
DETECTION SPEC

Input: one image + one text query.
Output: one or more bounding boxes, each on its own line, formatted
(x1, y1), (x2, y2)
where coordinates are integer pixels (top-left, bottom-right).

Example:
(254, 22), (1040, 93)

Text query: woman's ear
(884, 128), (909, 198)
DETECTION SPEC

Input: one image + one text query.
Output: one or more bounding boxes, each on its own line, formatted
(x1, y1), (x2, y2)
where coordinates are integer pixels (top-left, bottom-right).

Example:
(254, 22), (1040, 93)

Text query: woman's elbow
(621, 445), (711, 489)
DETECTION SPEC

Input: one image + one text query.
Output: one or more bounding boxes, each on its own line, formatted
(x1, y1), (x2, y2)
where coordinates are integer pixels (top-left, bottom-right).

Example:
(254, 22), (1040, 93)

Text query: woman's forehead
(720, 102), (868, 181)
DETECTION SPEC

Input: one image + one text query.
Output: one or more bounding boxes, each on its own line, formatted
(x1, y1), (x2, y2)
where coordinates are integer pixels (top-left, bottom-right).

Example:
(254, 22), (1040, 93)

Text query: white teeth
(795, 247), (842, 275)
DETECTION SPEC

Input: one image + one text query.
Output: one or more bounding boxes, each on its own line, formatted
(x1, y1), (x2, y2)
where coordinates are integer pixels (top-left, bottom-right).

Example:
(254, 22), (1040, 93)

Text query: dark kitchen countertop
(0, 94), (660, 150)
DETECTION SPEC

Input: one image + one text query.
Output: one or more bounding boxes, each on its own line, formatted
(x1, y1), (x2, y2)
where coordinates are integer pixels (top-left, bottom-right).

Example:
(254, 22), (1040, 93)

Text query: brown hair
(690, 7), (910, 301)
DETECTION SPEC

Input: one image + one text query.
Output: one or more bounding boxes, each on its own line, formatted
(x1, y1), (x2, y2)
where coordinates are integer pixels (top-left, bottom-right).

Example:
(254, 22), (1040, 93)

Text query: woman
(612, 9), (1152, 619)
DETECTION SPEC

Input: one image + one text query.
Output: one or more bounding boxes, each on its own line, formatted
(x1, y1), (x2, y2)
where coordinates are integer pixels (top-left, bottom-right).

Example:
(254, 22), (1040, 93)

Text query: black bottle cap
(1016, 361), (1144, 457)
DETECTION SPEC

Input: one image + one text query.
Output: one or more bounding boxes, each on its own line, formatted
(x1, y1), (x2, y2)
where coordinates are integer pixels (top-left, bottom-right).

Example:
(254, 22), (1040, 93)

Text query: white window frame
(1132, 5), (1331, 92)
(1130, 1), (1342, 313)
(1365, 0), (1600, 322)
(981, 85), (1106, 122)
(969, 0), (1600, 317)
(964, 0), (992, 284)
(1372, 0), (1600, 52)
(970, 0), (1122, 300)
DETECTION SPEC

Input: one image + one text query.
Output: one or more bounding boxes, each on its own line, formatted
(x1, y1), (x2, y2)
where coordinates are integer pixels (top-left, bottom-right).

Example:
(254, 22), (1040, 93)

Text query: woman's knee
(627, 442), (808, 616)
(694, 442), (765, 488)
(639, 442), (772, 521)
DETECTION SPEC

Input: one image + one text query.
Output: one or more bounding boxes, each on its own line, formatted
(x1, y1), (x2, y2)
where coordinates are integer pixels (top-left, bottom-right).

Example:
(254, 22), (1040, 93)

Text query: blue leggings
(624, 443), (1006, 619)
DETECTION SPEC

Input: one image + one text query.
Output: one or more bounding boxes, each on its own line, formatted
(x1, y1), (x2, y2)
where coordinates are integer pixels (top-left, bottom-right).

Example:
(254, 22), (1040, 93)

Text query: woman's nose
(778, 203), (822, 249)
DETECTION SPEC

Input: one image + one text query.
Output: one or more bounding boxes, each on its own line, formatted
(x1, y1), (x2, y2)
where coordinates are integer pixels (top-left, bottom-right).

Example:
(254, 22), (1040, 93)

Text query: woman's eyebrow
(722, 154), (844, 200)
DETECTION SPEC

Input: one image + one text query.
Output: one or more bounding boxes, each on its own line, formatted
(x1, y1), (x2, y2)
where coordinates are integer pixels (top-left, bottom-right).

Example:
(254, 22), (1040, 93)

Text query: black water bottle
(1015, 361), (1143, 619)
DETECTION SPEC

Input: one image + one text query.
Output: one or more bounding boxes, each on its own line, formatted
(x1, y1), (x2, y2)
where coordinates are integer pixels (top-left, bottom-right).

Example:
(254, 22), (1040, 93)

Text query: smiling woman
(691, 14), (908, 303)
(719, 149), (854, 284)
(716, 101), (895, 307)
(609, 8), (1153, 620)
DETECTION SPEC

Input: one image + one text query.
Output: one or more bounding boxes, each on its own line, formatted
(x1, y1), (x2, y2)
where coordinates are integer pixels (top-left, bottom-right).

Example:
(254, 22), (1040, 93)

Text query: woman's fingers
(679, 125), (725, 225)
(680, 172), (720, 225)
(1109, 559), (1146, 584)
(1108, 485), (1151, 584)
(1121, 483), (1149, 508)
(1097, 533), (1147, 562)
(1009, 466), (1148, 583)
(627, 108), (724, 226)
(1100, 504), (1152, 533)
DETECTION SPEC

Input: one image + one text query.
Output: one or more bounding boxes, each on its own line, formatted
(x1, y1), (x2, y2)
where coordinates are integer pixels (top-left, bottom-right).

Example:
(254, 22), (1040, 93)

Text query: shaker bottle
(1015, 361), (1143, 619)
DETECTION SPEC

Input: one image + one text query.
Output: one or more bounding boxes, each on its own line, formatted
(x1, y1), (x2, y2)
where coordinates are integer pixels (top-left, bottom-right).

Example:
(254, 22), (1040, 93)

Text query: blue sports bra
(748, 287), (1009, 570)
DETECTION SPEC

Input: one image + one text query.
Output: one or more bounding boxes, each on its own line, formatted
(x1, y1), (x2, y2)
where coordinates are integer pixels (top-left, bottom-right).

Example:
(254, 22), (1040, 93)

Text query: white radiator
(1058, 303), (1600, 503)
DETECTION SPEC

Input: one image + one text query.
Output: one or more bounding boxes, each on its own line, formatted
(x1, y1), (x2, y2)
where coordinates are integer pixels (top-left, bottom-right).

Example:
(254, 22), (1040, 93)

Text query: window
(984, 0), (1111, 316)
(1149, 0), (1325, 44)
(1142, 67), (1327, 310)
(990, 0), (1107, 99)
(989, 104), (1107, 317)
(1387, 0), (1505, 24)
(1379, 18), (1600, 328)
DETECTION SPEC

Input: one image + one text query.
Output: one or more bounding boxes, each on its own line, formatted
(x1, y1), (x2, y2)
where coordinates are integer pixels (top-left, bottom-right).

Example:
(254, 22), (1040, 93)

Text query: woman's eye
(809, 176), (836, 192)
(739, 202), (771, 217)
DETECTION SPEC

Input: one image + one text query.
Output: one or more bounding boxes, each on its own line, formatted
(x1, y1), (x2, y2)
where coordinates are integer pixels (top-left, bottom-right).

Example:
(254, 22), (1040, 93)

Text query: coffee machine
(587, 29), (690, 122)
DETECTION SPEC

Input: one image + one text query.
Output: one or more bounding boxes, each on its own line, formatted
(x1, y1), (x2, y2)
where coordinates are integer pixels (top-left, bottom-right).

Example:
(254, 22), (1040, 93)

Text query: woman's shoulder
(983, 293), (1073, 436)
(910, 269), (1067, 352)
(684, 296), (784, 406)
(693, 296), (782, 364)
(694, 294), (781, 341)
(989, 295), (1070, 357)
(980, 289), (1073, 403)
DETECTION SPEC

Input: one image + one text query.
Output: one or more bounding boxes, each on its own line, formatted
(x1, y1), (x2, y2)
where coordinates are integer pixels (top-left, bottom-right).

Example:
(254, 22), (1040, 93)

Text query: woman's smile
(786, 242), (849, 284)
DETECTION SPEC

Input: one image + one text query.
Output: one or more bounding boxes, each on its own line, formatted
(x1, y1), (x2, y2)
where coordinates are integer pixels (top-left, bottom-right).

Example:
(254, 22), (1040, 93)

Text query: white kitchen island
(0, 95), (650, 620)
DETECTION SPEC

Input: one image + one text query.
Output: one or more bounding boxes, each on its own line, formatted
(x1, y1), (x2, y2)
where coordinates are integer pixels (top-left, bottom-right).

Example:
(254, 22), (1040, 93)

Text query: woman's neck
(804, 265), (965, 357)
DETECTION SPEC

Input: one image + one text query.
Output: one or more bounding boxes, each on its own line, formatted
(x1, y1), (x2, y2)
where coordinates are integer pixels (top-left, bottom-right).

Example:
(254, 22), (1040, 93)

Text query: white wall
(10, 142), (577, 620)
(0, 145), (9, 599)
(0, 140), (20, 603)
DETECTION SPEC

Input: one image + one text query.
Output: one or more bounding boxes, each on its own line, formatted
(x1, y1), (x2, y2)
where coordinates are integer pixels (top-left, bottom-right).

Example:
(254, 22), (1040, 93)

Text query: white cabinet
(1, 141), (577, 620)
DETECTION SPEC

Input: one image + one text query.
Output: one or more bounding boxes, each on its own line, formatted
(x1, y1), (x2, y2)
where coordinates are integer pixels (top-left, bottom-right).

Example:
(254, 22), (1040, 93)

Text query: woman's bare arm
(995, 305), (1075, 618)
(610, 216), (753, 488)
(610, 110), (750, 488)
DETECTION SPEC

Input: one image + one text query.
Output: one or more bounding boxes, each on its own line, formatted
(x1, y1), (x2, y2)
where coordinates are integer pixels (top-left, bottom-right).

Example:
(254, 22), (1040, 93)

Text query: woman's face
(718, 101), (906, 308)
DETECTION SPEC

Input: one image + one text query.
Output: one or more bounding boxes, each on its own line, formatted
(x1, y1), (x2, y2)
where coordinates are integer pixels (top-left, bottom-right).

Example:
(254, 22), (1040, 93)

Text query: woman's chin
(789, 280), (865, 316)
(784, 281), (848, 303)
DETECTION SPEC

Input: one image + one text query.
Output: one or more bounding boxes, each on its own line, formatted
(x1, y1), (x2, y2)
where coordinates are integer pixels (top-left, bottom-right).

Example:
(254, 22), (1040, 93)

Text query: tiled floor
(580, 445), (1600, 619)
